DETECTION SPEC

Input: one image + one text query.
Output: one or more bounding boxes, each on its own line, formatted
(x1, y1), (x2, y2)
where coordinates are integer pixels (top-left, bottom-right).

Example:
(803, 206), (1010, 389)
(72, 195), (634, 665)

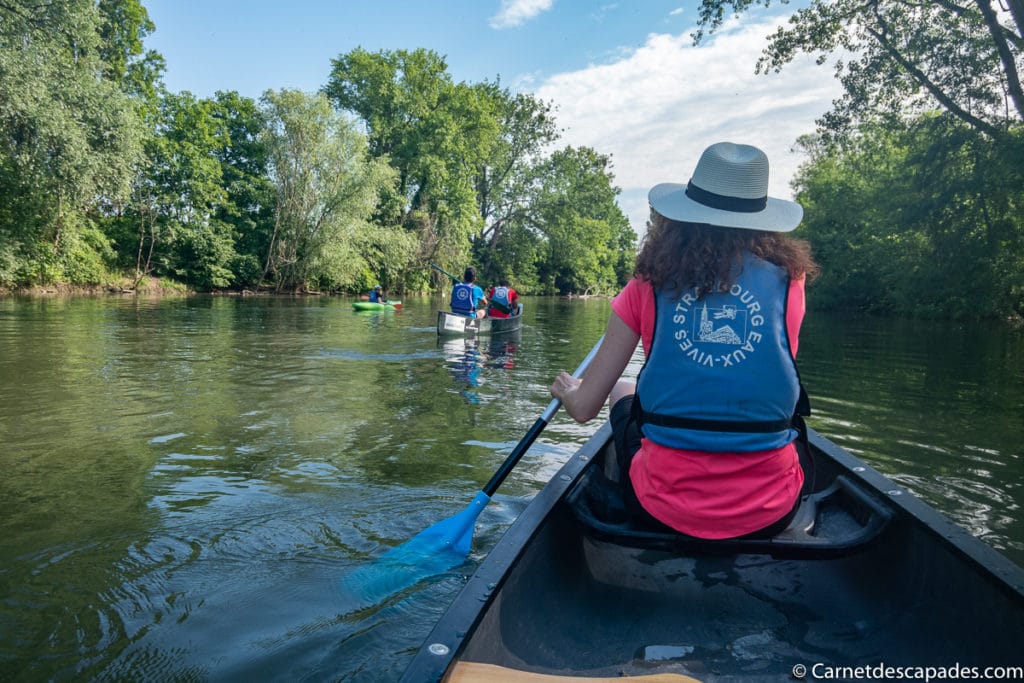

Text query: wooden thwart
(448, 661), (701, 683)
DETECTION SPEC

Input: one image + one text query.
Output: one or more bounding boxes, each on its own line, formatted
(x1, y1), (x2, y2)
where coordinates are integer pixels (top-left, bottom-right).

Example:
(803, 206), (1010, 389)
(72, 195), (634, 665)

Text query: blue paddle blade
(339, 491), (491, 608)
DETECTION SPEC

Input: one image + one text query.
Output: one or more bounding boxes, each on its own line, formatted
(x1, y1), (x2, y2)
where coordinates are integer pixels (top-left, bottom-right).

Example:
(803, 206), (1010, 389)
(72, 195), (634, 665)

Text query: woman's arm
(550, 311), (640, 423)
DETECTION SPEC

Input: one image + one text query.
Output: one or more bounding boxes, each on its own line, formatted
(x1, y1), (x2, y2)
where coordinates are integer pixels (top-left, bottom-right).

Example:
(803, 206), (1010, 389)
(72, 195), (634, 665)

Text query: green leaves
(695, 0), (1023, 138)
(0, 0), (144, 285)
(794, 116), (1024, 319)
(261, 89), (397, 292)
(0, 18), (635, 295)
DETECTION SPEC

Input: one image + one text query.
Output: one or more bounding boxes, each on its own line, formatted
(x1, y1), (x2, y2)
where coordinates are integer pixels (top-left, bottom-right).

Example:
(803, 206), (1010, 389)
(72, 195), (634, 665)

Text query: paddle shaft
(482, 336), (604, 496)
(429, 261), (462, 284)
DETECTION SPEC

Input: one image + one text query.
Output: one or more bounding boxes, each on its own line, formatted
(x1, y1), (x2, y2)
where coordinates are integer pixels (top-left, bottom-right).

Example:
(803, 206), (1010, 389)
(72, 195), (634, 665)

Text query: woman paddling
(549, 141), (819, 540)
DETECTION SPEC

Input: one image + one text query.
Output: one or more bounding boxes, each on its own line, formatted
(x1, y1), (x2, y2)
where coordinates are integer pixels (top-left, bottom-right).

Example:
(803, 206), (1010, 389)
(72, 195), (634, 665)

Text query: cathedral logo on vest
(696, 302), (743, 344)
(671, 286), (766, 368)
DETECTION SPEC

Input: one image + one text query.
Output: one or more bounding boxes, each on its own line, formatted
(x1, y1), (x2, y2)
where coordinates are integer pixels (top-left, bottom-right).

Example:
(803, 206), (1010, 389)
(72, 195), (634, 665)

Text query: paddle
(429, 261), (462, 284)
(340, 335), (604, 606)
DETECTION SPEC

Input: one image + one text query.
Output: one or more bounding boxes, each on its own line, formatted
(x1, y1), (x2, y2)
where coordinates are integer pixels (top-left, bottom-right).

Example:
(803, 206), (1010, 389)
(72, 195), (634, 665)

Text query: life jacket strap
(633, 385), (811, 435)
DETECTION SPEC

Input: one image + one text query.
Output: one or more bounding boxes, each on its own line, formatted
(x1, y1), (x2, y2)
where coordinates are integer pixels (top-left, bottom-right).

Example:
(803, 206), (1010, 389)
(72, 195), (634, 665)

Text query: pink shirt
(611, 276), (807, 539)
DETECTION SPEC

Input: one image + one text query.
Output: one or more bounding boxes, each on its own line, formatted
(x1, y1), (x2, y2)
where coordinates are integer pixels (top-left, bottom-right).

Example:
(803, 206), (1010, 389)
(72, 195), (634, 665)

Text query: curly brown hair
(634, 211), (820, 298)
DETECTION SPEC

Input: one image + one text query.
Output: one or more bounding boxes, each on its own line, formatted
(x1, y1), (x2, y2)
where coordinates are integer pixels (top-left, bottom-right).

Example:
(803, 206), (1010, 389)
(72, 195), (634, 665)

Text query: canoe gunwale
(809, 431), (1024, 600)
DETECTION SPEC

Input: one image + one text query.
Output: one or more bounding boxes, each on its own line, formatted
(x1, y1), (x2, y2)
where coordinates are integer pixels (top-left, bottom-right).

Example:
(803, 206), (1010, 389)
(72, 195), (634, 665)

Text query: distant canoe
(437, 306), (523, 336)
(352, 301), (401, 311)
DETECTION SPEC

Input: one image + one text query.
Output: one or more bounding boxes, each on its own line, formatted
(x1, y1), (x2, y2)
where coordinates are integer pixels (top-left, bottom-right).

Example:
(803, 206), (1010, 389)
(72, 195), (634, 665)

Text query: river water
(0, 295), (1020, 681)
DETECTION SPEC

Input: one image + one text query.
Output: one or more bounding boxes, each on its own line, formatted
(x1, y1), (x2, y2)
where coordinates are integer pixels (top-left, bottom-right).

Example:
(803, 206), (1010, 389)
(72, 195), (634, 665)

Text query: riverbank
(0, 276), (191, 297)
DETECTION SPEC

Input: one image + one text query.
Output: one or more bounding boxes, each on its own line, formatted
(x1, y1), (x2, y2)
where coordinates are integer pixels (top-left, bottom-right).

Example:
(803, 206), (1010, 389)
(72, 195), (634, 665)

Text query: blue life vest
(635, 253), (803, 453)
(451, 282), (477, 315)
(488, 286), (513, 315)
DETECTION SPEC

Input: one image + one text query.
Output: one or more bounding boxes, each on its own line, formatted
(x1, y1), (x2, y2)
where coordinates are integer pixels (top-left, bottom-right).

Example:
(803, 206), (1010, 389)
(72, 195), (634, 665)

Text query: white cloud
(533, 17), (843, 235)
(490, 0), (555, 29)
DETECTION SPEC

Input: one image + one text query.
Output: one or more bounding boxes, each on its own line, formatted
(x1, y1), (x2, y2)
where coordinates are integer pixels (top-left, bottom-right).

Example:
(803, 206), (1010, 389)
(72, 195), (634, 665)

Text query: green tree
(324, 48), (499, 272)
(96, 0), (165, 105)
(0, 0), (144, 286)
(793, 115), (1024, 318)
(126, 92), (235, 289)
(260, 89), (399, 292)
(533, 147), (635, 295)
(471, 84), (560, 285)
(208, 91), (276, 288)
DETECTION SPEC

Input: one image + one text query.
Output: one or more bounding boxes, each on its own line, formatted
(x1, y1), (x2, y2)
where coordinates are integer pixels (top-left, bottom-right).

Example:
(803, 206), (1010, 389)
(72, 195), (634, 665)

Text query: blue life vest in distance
(451, 282), (476, 315)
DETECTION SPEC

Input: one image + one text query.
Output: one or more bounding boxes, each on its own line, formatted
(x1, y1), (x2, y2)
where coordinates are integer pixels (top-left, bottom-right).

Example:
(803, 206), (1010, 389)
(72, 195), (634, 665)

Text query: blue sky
(144, 0), (841, 234)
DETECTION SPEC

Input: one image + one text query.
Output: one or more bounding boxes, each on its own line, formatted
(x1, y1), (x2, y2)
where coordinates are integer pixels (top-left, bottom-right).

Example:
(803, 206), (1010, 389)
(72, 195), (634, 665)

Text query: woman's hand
(550, 371), (580, 400)
(550, 371), (587, 423)
(549, 311), (640, 423)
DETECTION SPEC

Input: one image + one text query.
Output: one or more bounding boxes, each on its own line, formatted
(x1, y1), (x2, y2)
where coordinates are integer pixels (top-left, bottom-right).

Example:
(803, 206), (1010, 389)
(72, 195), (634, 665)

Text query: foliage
(693, 0), (1023, 139)
(793, 115), (1024, 319)
(260, 89), (397, 292)
(208, 91), (276, 287)
(325, 48), (497, 270)
(471, 84), (561, 284)
(325, 47), (635, 295)
(532, 147), (636, 295)
(0, 0), (145, 284)
(96, 0), (165, 106)
(124, 91), (235, 289)
(0, 11), (639, 299)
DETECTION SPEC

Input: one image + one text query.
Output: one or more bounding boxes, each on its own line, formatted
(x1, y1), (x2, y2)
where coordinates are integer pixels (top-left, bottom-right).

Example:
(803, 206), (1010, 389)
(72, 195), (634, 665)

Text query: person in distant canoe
(451, 267), (488, 318)
(368, 284), (385, 303)
(486, 279), (519, 318)
(549, 141), (819, 541)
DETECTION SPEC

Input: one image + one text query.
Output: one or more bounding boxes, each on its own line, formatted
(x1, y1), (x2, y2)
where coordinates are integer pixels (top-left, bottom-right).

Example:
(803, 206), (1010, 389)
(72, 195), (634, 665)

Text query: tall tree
(324, 48), (499, 270)
(132, 92), (235, 289)
(0, 0), (144, 285)
(793, 115), (1024, 318)
(209, 91), (276, 288)
(532, 147), (635, 295)
(471, 84), (560, 282)
(96, 0), (165, 105)
(260, 89), (399, 292)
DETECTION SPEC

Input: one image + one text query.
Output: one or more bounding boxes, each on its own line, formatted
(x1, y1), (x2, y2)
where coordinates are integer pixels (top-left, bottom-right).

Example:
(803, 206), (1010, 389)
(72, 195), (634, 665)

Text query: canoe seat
(565, 466), (892, 559)
(447, 661), (702, 682)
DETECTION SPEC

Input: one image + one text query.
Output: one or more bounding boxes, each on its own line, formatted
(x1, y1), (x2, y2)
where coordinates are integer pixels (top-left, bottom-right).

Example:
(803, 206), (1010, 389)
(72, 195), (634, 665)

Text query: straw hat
(648, 142), (803, 232)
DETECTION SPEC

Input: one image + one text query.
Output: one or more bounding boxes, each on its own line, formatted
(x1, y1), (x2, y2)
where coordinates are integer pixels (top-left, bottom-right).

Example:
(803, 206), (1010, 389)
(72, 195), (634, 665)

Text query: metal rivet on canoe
(428, 643), (450, 656)
(579, 455), (589, 461)
(853, 466), (866, 472)
(559, 474), (572, 481)
(888, 489), (903, 496)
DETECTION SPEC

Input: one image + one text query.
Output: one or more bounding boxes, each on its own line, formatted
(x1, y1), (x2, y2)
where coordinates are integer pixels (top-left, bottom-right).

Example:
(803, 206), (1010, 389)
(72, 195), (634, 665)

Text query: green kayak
(352, 300), (401, 311)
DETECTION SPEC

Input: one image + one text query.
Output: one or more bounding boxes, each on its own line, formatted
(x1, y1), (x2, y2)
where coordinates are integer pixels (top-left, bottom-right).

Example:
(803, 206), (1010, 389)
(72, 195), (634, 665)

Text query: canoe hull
(436, 308), (523, 336)
(353, 301), (399, 311)
(402, 424), (1024, 681)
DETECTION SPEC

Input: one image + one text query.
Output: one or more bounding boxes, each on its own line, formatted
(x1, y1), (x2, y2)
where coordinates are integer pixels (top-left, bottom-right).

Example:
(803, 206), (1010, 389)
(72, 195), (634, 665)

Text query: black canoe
(402, 423), (1024, 682)
(437, 305), (524, 337)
